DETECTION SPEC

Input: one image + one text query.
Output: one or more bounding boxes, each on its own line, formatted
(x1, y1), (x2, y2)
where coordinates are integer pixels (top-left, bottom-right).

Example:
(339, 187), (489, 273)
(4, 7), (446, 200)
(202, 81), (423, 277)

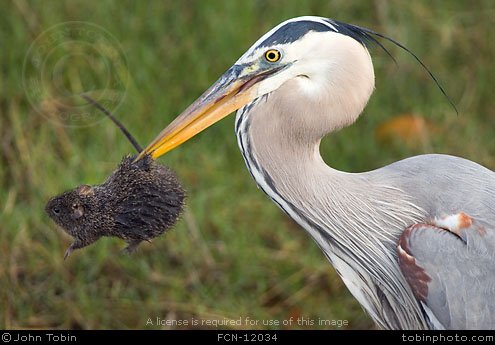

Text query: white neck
(234, 39), (428, 328)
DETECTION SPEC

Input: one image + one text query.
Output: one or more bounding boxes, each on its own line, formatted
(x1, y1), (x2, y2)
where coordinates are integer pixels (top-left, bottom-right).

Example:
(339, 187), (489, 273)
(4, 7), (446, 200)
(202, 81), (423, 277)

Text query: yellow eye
(264, 49), (281, 63)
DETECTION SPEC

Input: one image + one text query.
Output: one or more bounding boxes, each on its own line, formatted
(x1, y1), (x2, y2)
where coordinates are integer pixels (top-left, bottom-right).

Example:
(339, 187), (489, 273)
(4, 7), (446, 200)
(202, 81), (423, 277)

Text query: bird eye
(53, 208), (60, 215)
(264, 49), (281, 63)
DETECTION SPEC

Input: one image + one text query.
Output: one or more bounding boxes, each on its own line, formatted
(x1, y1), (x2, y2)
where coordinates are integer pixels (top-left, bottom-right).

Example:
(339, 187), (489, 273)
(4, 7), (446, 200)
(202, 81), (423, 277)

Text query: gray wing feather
(398, 222), (495, 329)
(375, 154), (495, 329)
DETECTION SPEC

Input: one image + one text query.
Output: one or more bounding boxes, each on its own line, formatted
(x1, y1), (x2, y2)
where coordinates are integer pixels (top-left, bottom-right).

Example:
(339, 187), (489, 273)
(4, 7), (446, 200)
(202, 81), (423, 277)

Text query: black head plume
(327, 19), (458, 115)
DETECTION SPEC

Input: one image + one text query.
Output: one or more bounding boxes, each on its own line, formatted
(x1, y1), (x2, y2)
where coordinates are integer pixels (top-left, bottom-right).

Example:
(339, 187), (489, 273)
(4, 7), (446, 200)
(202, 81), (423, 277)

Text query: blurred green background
(2, 0), (495, 330)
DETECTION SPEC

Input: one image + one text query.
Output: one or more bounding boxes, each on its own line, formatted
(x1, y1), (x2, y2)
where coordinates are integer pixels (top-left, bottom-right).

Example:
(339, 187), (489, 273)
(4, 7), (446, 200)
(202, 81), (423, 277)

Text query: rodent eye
(264, 49), (281, 63)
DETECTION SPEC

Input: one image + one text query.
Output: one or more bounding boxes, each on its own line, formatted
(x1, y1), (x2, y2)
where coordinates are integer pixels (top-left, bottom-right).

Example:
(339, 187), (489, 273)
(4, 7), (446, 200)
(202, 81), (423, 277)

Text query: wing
(397, 214), (495, 329)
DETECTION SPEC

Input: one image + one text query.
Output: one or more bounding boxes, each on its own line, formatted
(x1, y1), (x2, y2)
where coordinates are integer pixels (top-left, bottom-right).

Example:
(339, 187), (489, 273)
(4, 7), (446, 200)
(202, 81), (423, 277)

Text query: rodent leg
(122, 239), (142, 255)
(64, 239), (86, 260)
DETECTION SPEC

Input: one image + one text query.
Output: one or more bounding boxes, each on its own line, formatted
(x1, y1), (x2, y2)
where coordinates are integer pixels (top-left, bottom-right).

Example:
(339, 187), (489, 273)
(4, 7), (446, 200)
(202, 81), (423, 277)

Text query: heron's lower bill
(138, 63), (286, 160)
(138, 76), (251, 160)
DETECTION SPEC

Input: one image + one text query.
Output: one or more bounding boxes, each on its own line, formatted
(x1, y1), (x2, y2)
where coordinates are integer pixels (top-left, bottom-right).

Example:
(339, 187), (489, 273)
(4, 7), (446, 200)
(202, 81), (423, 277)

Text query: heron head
(140, 16), (376, 159)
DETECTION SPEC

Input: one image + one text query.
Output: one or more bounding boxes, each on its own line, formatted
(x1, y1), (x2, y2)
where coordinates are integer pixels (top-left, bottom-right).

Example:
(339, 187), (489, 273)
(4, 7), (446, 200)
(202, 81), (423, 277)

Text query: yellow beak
(137, 64), (281, 160)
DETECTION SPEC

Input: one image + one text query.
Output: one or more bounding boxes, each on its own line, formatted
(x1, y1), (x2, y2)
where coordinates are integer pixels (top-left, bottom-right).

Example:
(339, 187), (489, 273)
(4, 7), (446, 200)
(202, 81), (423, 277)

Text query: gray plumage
(140, 16), (495, 329)
(391, 155), (495, 329)
(232, 18), (495, 329)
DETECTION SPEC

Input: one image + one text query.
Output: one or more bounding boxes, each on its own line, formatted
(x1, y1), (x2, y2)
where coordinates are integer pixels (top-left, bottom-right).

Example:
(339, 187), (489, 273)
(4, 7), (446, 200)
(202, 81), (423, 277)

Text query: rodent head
(45, 184), (96, 238)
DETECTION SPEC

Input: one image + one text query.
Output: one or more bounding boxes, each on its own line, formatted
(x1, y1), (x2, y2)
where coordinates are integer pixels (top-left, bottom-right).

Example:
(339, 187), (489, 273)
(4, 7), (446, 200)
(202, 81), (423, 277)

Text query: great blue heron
(137, 16), (495, 329)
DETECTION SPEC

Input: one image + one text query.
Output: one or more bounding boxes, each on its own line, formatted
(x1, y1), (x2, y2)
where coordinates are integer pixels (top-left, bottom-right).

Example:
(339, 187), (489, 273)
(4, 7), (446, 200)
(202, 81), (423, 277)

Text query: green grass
(1, 0), (495, 329)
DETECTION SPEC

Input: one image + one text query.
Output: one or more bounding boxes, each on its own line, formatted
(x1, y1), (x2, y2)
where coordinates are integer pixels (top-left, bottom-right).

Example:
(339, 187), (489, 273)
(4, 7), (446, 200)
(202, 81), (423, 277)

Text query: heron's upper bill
(138, 63), (286, 160)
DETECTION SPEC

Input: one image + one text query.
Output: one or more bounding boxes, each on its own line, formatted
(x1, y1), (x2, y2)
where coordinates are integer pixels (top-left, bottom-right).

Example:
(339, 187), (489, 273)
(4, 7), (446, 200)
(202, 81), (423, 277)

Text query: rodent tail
(81, 94), (143, 153)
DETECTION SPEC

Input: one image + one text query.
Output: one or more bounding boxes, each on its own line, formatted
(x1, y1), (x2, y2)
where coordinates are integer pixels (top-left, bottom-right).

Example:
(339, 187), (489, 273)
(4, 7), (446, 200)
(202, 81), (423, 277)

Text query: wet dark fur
(45, 155), (185, 258)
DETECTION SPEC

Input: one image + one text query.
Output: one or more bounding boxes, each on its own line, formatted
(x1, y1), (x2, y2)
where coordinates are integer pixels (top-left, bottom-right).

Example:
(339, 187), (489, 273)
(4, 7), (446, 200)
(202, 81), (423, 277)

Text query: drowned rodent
(45, 96), (185, 259)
